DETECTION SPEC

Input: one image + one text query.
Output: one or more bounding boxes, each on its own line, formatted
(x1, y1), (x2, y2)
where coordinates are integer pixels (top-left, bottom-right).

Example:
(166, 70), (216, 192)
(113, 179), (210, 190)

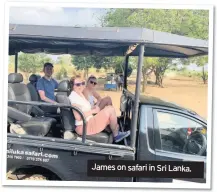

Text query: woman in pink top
(68, 75), (130, 143)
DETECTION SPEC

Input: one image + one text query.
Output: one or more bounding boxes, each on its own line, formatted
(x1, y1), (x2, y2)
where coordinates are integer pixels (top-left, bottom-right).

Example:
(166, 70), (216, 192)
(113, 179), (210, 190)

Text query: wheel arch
(7, 163), (63, 180)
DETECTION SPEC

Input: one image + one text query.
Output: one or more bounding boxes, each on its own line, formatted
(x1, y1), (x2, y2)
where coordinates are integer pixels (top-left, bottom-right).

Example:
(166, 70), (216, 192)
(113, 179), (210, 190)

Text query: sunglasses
(90, 80), (97, 85)
(74, 81), (85, 87)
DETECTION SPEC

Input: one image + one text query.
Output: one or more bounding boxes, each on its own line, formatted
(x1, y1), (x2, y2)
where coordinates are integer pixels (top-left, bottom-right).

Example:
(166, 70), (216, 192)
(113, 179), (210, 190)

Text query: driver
(83, 75), (113, 110)
(68, 75), (130, 143)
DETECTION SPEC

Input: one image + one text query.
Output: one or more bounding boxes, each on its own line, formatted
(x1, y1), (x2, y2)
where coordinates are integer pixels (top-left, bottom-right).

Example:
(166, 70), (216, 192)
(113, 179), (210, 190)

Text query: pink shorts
(75, 108), (110, 135)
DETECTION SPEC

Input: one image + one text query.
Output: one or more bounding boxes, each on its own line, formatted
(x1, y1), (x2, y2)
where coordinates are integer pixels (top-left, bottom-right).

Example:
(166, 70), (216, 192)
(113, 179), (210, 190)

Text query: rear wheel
(23, 174), (47, 180)
(7, 171), (47, 180)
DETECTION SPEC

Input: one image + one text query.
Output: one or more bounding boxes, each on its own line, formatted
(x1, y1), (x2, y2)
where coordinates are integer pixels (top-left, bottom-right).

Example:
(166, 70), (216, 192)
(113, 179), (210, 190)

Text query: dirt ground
(96, 75), (208, 119)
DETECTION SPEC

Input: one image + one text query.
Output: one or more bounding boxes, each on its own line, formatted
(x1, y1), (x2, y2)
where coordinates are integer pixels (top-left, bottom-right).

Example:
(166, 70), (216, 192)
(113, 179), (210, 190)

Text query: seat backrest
(56, 79), (71, 96)
(27, 74), (41, 101)
(56, 80), (76, 132)
(29, 74), (41, 86)
(8, 73), (32, 114)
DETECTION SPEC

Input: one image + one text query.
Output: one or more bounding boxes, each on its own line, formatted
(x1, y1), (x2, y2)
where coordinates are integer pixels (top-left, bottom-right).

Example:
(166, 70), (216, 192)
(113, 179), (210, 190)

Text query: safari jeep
(6, 24), (208, 183)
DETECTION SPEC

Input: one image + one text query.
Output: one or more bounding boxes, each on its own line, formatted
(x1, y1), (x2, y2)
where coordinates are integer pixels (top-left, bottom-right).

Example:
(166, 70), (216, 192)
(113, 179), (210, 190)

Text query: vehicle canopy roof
(9, 24), (208, 58)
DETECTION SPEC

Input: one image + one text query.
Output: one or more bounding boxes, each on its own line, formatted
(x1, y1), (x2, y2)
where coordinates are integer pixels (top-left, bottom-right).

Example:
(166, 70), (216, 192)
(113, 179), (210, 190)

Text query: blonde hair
(69, 75), (82, 90)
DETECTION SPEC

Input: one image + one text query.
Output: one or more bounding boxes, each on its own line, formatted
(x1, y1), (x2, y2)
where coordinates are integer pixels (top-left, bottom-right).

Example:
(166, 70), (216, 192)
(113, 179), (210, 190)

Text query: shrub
(55, 66), (68, 80)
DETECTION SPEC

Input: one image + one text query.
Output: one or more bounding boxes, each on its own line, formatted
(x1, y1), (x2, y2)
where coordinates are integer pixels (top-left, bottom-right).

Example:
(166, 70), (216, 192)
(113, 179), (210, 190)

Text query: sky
(9, 7), (107, 61)
(9, 7), (106, 27)
(9, 7), (207, 72)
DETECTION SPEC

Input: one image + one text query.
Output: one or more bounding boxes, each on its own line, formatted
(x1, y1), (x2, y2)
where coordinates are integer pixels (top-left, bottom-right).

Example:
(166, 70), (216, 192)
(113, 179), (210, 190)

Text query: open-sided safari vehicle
(7, 24), (208, 182)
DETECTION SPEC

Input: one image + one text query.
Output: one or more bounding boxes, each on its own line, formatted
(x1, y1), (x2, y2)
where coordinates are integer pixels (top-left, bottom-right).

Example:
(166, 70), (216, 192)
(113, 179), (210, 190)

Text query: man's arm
(36, 80), (57, 104)
(38, 90), (57, 104)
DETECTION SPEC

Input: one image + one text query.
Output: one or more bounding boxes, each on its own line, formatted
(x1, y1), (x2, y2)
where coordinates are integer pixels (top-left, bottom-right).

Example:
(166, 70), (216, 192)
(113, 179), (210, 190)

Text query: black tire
(7, 171), (47, 180)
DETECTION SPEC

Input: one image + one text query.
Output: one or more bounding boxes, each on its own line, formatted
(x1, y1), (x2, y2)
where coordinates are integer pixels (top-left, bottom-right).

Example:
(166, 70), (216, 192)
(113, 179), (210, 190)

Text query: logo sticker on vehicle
(7, 149), (59, 163)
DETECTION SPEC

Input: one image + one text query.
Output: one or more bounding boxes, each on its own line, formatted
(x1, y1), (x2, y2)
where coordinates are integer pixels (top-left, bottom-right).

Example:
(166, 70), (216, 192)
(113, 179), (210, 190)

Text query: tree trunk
(25, 73), (29, 83)
(141, 67), (147, 93)
(82, 69), (86, 79)
(155, 68), (164, 87)
(201, 66), (207, 84)
(159, 75), (164, 87)
(142, 75), (147, 93)
(155, 71), (160, 85)
(86, 68), (89, 80)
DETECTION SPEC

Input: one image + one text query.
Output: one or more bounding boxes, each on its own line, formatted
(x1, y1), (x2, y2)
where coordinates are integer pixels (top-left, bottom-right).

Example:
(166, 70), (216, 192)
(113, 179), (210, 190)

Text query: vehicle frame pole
(123, 55), (129, 89)
(130, 44), (145, 149)
(15, 51), (18, 73)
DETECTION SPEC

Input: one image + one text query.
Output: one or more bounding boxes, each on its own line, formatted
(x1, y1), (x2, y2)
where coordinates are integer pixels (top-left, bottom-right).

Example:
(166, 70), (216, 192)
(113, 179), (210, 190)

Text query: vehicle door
(152, 108), (207, 183)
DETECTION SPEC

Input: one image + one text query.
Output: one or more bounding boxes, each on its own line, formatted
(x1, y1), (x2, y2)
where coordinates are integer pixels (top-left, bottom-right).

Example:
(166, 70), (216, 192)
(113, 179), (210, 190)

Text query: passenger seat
(56, 80), (113, 143)
(8, 73), (56, 136)
(27, 74), (41, 102)
(27, 74), (60, 119)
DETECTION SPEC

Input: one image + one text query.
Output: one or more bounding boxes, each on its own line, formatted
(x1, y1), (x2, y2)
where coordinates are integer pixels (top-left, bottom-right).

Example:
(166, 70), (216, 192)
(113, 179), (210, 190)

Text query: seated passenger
(36, 62), (58, 104)
(83, 75), (113, 110)
(68, 75), (130, 143)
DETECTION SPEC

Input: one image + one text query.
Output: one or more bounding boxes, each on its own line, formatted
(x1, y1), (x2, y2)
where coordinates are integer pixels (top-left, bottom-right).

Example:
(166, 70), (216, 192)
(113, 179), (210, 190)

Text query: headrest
(57, 80), (70, 92)
(8, 73), (23, 83)
(29, 74), (41, 83)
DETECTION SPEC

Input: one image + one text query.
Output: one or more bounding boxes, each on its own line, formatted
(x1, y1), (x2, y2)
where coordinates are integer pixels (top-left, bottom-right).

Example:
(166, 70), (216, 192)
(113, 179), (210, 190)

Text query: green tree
(89, 55), (111, 70)
(101, 8), (209, 88)
(179, 56), (208, 84)
(191, 56), (208, 84)
(55, 55), (71, 80)
(56, 55), (72, 66)
(126, 56), (156, 92)
(142, 58), (157, 91)
(110, 57), (124, 74)
(56, 66), (68, 80)
(9, 56), (15, 65)
(72, 55), (93, 79)
(154, 58), (173, 87)
(72, 55), (116, 78)
(201, 66), (208, 84)
(108, 56), (133, 77)
(8, 56), (15, 72)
